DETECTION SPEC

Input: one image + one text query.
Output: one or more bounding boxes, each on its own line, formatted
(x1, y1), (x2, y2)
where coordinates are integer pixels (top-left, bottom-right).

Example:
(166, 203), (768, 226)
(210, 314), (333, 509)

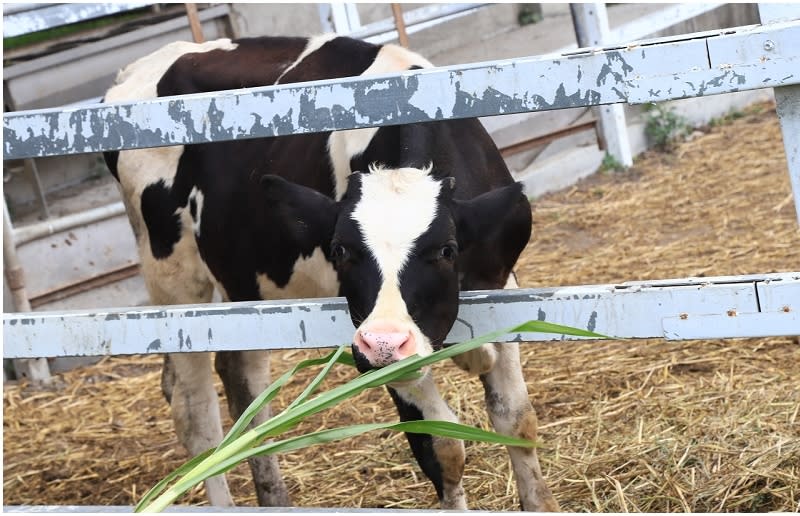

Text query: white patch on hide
(256, 247), (338, 300)
(189, 187), (205, 237)
(273, 33), (338, 85)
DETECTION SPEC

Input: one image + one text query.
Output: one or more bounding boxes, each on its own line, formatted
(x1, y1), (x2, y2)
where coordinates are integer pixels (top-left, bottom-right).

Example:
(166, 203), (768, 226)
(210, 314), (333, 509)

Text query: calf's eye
(331, 243), (348, 262)
(439, 244), (457, 262)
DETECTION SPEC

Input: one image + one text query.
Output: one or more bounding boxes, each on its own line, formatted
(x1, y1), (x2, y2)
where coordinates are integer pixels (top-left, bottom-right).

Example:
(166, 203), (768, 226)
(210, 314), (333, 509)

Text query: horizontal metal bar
(605, 3), (724, 46)
(757, 3), (800, 25)
(3, 4), (232, 80)
(348, 3), (487, 40)
(4, 20), (799, 160)
(364, 5), (487, 45)
(499, 120), (598, 158)
(757, 274), (799, 312)
(12, 202), (126, 245)
(4, 273), (798, 360)
(28, 263), (141, 309)
(483, 3), (740, 137)
(3, 3), (151, 38)
(1, 4), (51, 16)
(663, 311), (799, 339)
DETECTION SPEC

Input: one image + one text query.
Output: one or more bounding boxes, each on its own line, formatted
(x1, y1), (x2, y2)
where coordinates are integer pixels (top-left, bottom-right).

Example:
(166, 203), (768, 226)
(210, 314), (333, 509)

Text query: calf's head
(261, 165), (528, 373)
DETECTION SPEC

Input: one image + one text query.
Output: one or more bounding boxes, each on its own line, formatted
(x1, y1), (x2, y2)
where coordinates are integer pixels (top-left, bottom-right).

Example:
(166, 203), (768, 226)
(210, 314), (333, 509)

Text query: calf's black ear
(260, 175), (340, 254)
(453, 182), (531, 252)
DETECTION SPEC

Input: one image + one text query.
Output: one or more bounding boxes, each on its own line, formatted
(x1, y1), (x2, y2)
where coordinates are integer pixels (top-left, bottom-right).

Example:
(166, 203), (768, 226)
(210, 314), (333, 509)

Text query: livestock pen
(3, 3), (799, 512)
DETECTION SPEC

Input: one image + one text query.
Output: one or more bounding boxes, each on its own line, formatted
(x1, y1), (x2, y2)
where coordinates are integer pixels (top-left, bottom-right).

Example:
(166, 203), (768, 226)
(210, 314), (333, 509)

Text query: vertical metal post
(772, 86), (800, 224)
(22, 158), (51, 219)
(390, 4), (410, 48)
(3, 198), (51, 382)
(759, 4), (800, 225)
(570, 3), (633, 168)
(318, 4), (335, 33)
(4, 81), (51, 219)
(329, 2), (362, 34)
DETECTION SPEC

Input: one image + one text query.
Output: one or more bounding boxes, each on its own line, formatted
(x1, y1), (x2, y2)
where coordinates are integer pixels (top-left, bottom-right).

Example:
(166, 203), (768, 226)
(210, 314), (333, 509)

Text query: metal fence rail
(2, 3), (151, 38)
(3, 20), (799, 159)
(4, 273), (799, 359)
(2, 14), (800, 363)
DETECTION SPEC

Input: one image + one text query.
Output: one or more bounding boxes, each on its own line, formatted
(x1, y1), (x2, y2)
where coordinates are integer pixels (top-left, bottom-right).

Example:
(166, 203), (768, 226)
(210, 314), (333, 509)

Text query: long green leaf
(134, 448), (214, 512)
(139, 419), (538, 512)
(239, 326), (530, 448)
(139, 328), (514, 511)
(230, 321), (606, 449)
(139, 319), (612, 512)
(513, 320), (609, 338)
(141, 350), (356, 512)
(206, 326), (520, 470)
(286, 345), (346, 411)
(217, 348), (353, 449)
(214, 420), (538, 479)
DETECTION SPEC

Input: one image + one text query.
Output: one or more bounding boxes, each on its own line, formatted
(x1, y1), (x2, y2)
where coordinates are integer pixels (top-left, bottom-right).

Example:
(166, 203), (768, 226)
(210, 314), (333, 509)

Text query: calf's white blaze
(351, 166), (442, 356)
(352, 165), (440, 285)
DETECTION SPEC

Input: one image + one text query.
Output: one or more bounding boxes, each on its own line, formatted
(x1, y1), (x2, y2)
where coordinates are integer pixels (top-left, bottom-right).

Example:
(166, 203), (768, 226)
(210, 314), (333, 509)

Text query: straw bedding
(3, 102), (799, 511)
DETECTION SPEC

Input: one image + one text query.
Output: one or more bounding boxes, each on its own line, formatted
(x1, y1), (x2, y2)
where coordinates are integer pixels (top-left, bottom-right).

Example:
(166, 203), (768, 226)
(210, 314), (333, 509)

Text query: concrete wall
(228, 3), (524, 55)
(227, 3), (324, 37)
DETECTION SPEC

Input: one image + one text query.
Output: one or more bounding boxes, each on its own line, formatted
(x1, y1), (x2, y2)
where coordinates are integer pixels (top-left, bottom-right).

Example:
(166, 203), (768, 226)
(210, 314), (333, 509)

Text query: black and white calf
(104, 35), (558, 511)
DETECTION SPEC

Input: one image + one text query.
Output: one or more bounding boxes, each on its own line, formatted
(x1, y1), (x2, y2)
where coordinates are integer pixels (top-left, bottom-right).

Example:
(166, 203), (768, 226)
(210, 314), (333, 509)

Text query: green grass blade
(249, 320), (609, 446)
(218, 347), (352, 449)
(147, 419), (538, 511)
(337, 351), (357, 368)
(194, 328), (520, 498)
(377, 420), (539, 448)
(140, 319), (608, 512)
(238, 320), (609, 446)
(286, 344), (347, 411)
(512, 320), (611, 339)
(243, 326), (517, 441)
(134, 447), (214, 512)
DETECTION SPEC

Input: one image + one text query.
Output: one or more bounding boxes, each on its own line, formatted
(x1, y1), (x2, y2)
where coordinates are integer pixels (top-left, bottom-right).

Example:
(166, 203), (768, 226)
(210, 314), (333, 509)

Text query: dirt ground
(3, 102), (799, 511)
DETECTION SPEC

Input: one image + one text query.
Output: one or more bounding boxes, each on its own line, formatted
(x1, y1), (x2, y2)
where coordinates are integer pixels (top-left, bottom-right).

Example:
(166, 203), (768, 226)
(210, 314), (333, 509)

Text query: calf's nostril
(397, 337), (411, 354)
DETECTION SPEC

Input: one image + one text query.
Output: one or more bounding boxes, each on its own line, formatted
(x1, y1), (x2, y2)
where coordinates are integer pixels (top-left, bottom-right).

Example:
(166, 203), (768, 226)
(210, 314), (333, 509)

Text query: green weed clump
(644, 103), (690, 151)
(136, 320), (606, 512)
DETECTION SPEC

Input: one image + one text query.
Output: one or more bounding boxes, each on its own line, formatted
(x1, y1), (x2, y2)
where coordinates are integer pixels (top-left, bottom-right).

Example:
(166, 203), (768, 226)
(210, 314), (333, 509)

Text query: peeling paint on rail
(4, 274), (798, 359)
(4, 21), (799, 160)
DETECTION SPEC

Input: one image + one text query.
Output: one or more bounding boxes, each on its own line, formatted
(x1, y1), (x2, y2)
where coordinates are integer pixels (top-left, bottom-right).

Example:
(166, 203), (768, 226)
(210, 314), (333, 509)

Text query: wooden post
(390, 3), (409, 48)
(185, 3), (205, 43)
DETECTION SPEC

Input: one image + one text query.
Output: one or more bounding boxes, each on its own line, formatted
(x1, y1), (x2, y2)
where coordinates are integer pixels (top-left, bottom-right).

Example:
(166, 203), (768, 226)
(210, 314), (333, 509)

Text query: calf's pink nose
(355, 328), (415, 366)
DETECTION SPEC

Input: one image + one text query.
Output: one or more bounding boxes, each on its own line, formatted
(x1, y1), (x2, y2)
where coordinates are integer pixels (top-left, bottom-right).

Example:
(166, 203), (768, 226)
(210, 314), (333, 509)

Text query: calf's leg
(388, 371), (467, 509)
(139, 231), (235, 506)
(458, 272), (558, 510)
(167, 352), (234, 506)
(480, 342), (559, 511)
(215, 350), (290, 507)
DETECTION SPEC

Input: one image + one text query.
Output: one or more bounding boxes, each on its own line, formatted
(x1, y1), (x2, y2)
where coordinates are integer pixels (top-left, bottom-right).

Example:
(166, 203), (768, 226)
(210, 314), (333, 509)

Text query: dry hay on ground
(3, 102), (799, 512)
